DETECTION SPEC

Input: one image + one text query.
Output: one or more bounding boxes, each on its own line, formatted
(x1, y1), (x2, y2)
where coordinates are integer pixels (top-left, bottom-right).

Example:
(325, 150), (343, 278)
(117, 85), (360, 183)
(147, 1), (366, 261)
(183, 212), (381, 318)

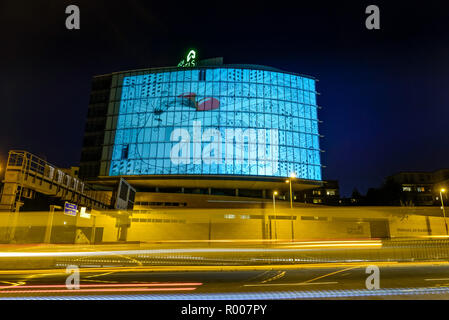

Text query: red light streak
(0, 282), (202, 289)
(0, 287), (198, 294)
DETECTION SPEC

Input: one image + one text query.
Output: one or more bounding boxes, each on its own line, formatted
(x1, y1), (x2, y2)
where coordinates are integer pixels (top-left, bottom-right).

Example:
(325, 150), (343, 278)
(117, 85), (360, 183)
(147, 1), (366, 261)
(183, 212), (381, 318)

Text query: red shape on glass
(178, 93), (220, 111)
(196, 97), (220, 111)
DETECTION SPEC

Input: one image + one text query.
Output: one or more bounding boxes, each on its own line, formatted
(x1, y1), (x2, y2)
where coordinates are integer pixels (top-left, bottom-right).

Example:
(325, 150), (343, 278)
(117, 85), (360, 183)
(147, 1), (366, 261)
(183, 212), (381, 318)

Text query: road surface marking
(85, 271), (116, 278)
(261, 271), (286, 283)
(245, 270), (271, 282)
(81, 279), (118, 283)
(24, 273), (62, 280)
(301, 266), (360, 284)
(0, 281), (24, 288)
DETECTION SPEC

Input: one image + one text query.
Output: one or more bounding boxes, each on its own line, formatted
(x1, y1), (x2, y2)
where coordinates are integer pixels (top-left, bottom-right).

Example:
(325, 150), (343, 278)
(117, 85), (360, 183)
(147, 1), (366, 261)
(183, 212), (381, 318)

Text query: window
(302, 215), (326, 220)
(109, 68), (321, 180)
(121, 145), (129, 159)
(402, 186), (412, 192)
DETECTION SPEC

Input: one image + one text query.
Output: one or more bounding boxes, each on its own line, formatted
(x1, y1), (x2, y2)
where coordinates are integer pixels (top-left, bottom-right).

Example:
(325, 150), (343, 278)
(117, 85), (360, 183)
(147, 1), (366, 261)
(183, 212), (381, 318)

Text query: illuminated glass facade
(103, 67), (321, 180)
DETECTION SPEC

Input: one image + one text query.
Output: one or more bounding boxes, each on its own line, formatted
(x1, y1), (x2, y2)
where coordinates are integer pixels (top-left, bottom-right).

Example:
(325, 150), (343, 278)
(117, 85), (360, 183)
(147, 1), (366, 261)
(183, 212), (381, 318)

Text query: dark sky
(1, 0), (448, 196)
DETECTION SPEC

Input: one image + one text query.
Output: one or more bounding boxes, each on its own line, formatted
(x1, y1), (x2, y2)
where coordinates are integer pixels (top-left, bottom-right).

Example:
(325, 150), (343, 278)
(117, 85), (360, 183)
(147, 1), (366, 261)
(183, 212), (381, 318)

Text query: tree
(352, 188), (363, 199)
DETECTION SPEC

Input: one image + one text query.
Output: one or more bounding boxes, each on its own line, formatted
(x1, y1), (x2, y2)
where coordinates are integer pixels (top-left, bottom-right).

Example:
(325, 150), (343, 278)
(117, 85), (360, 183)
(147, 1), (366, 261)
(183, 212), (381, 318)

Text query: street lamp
(272, 191), (278, 212)
(285, 173), (296, 209)
(272, 190), (278, 217)
(440, 188), (448, 236)
(272, 191), (278, 240)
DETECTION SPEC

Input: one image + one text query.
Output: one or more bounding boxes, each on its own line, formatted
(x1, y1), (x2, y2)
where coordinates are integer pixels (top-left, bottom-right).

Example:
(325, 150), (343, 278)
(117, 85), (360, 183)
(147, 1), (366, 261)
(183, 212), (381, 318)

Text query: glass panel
(109, 68), (321, 179)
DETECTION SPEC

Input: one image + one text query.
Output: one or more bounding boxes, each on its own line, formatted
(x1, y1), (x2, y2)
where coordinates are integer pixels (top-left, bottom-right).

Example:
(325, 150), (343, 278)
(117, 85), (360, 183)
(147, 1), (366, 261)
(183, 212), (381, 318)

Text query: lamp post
(272, 191), (278, 240)
(285, 173), (296, 209)
(272, 191), (278, 213)
(440, 188), (448, 236)
(285, 173), (296, 241)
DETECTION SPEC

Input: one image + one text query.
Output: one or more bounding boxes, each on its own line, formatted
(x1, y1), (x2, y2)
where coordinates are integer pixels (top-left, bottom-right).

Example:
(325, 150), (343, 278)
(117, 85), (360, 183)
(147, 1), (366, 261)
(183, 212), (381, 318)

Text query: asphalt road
(1, 240), (449, 299)
(2, 261), (449, 299)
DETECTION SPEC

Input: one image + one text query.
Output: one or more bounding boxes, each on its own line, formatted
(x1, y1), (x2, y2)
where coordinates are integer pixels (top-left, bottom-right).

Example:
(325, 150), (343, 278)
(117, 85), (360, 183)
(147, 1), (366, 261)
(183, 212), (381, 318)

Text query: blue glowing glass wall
(109, 68), (321, 180)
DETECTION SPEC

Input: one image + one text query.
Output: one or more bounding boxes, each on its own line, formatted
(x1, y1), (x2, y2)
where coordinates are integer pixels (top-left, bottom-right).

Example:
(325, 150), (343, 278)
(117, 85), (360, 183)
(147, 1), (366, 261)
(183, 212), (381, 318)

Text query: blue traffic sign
(64, 202), (77, 216)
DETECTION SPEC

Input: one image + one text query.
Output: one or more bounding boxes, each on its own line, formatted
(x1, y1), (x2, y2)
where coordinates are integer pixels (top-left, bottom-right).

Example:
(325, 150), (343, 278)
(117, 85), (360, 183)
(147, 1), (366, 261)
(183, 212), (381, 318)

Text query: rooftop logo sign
(177, 49), (197, 67)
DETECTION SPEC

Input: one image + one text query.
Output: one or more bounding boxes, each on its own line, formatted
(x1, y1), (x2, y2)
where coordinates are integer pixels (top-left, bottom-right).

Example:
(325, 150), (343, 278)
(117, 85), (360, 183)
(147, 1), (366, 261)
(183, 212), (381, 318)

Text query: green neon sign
(178, 49), (197, 67)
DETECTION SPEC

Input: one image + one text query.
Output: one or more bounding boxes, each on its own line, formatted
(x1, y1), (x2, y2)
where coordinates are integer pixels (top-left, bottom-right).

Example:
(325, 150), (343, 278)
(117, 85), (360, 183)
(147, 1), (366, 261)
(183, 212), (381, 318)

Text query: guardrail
(1, 239), (449, 270)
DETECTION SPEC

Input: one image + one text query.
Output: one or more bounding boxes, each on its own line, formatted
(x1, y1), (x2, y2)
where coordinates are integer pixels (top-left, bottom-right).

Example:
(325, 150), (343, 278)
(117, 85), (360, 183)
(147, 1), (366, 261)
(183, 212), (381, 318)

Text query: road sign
(79, 207), (91, 219)
(64, 202), (77, 216)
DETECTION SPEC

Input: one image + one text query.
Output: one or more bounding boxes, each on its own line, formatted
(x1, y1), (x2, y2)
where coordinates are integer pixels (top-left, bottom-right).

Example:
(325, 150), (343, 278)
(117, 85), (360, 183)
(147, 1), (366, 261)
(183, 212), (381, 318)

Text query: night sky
(1, 1), (448, 196)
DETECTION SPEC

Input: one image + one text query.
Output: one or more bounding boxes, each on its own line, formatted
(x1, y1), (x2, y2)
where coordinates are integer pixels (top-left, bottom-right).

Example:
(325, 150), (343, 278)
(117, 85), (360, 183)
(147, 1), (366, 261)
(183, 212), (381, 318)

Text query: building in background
(359, 169), (449, 206)
(79, 54), (324, 207)
(298, 180), (340, 205)
(388, 169), (449, 206)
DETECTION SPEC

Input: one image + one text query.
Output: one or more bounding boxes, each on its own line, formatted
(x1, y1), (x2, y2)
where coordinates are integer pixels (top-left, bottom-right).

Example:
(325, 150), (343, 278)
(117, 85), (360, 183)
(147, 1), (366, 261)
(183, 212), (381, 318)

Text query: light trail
(0, 287), (198, 294)
(139, 239), (379, 243)
(283, 243), (382, 248)
(1, 260), (448, 276)
(243, 281), (338, 287)
(0, 282), (202, 289)
(0, 240), (382, 258)
(0, 260), (429, 275)
(3, 287), (449, 300)
(425, 278), (449, 281)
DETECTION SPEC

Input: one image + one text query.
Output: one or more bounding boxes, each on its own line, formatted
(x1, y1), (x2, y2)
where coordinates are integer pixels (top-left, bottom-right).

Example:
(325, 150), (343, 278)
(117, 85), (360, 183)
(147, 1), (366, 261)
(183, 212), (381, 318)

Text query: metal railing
(2, 150), (112, 211)
(2, 239), (449, 270)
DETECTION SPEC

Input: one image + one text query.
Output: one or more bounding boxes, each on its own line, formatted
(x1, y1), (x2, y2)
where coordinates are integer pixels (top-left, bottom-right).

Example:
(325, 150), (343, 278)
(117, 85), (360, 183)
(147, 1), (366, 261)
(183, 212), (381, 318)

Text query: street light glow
(439, 188), (448, 235)
(274, 191), (278, 196)
(290, 172), (296, 178)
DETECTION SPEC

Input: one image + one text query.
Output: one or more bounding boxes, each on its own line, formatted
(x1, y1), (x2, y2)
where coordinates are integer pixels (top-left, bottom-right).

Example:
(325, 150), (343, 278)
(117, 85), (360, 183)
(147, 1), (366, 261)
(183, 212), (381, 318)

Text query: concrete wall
(1, 206), (447, 243)
(389, 215), (430, 237)
(126, 206), (448, 241)
(126, 209), (373, 241)
(134, 192), (299, 209)
(0, 210), (118, 243)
